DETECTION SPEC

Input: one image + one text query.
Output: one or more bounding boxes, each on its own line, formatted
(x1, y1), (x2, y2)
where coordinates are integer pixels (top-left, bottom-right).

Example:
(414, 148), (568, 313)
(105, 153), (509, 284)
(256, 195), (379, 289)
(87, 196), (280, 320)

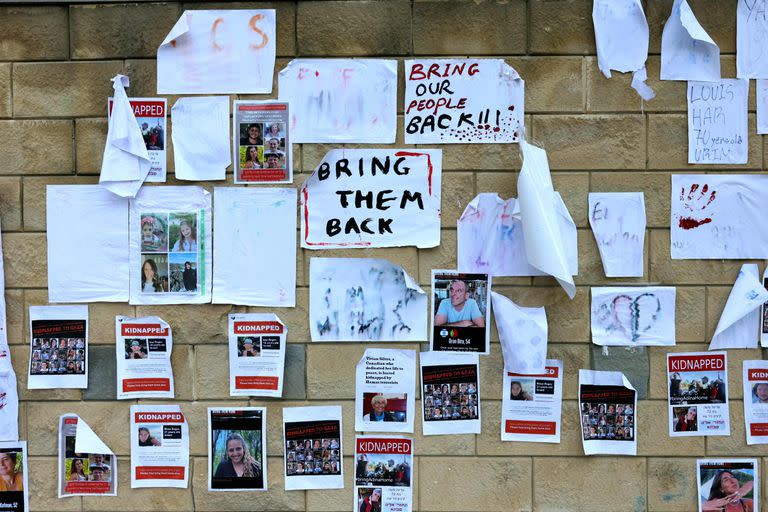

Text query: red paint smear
(170, 39), (177, 47)
(493, 127), (500, 132)
(678, 217), (712, 229)
(315, 70), (319, 77)
(394, 151), (433, 195)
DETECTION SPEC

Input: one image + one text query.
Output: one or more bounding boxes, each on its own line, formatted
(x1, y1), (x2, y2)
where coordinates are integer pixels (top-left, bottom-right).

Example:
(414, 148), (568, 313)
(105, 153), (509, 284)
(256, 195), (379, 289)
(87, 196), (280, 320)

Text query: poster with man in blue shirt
(431, 271), (490, 354)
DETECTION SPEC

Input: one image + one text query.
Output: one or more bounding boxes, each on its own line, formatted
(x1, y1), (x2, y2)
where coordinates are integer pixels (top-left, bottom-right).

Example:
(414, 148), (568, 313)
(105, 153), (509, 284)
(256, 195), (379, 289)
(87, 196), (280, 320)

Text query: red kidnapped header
(668, 354), (725, 372)
(749, 369), (768, 381)
(121, 323), (169, 336)
(234, 321), (283, 334)
(356, 437), (412, 455)
(109, 99), (165, 117)
(508, 366), (559, 378)
(134, 412), (184, 423)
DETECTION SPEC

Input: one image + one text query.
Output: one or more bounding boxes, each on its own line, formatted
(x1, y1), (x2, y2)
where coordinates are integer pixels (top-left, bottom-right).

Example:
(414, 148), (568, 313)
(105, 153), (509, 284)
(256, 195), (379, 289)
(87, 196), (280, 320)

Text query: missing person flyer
(108, 97), (167, 182)
(228, 313), (286, 398)
(0, 441), (28, 511)
(579, 369), (637, 456)
(28, 305), (88, 389)
(430, 270), (491, 354)
(743, 360), (768, 445)
(502, 360), (563, 443)
(58, 414), (116, 497)
(420, 351), (480, 435)
(116, 316), (174, 399)
(697, 459), (758, 512)
(130, 405), (189, 488)
(355, 435), (413, 512)
(355, 348), (416, 434)
(233, 100), (292, 184)
(668, 351), (730, 437)
(283, 405), (343, 490)
(208, 407), (267, 492)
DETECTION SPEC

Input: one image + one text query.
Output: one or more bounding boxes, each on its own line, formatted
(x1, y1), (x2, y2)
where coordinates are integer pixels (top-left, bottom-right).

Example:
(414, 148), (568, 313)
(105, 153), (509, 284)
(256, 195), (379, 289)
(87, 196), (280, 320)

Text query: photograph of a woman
(0, 451), (23, 492)
(698, 461), (757, 512)
(141, 257), (166, 293)
(214, 432), (262, 481)
(67, 458), (87, 482)
(138, 427), (161, 447)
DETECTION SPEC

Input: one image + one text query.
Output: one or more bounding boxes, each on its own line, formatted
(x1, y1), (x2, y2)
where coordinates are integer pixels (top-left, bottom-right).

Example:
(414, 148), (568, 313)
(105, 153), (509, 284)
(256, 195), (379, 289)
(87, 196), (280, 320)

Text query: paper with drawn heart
(491, 291), (547, 374)
(591, 287), (676, 346)
(710, 264), (768, 350)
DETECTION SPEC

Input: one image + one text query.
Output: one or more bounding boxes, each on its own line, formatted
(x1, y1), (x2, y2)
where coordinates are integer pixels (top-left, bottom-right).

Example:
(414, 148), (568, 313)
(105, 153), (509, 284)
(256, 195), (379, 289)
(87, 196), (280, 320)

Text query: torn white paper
(710, 264), (768, 350)
(0, 222), (18, 442)
(59, 414), (116, 497)
(28, 305), (88, 389)
(213, 187), (296, 307)
(301, 149), (442, 249)
(309, 258), (427, 342)
(457, 192), (578, 278)
(688, 79), (749, 165)
(100, 75), (151, 197)
(116, 316), (174, 399)
(109, 96), (167, 183)
(592, 0), (654, 100)
(157, 9), (275, 94)
(491, 291), (547, 374)
(404, 58), (524, 143)
(278, 59), (397, 143)
(228, 313), (286, 398)
(355, 348), (416, 434)
(579, 369), (637, 456)
(171, 96), (231, 181)
(518, 140), (577, 298)
(420, 351), (481, 435)
(130, 405), (189, 488)
(668, 352), (730, 437)
(661, 0), (720, 81)
(502, 360), (563, 443)
(761, 267), (768, 347)
(47, 185), (130, 303)
(588, 192), (646, 277)
(738, 0), (768, 78)
(591, 287), (676, 346)
(671, 174), (768, 259)
(283, 405), (343, 490)
(0, 441), (28, 510)
(758, 79), (768, 134)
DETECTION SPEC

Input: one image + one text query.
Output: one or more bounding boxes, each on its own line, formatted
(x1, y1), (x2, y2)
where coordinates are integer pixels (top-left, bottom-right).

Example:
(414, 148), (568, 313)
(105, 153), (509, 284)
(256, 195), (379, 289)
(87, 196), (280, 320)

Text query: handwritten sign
(687, 79), (748, 164)
(738, 0), (768, 78)
(588, 192), (646, 278)
(301, 149), (442, 249)
(404, 59), (524, 144)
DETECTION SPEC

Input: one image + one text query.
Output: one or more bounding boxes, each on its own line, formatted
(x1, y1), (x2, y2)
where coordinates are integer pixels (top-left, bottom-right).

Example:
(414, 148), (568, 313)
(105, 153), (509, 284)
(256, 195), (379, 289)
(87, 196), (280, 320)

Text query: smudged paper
(588, 192), (646, 278)
(687, 79), (748, 165)
(591, 287), (676, 346)
(404, 58), (524, 144)
(709, 264), (768, 350)
(737, 0), (768, 79)
(309, 258), (426, 342)
(661, 0), (720, 81)
(491, 291), (547, 374)
(171, 96), (231, 181)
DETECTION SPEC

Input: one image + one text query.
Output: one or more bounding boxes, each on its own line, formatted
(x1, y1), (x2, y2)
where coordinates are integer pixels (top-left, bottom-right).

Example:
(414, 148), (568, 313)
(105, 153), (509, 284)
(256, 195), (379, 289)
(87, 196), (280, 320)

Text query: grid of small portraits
(30, 337), (85, 375)
(581, 402), (635, 441)
(140, 212), (199, 294)
(423, 382), (478, 421)
(285, 438), (341, 476)
(238, 122), (287, 171)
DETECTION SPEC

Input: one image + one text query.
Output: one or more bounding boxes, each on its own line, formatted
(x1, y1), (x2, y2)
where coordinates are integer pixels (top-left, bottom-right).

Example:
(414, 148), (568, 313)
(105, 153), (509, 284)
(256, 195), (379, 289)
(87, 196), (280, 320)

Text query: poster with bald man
(355, 349), (416, 434)
(430, 270), (491, 354)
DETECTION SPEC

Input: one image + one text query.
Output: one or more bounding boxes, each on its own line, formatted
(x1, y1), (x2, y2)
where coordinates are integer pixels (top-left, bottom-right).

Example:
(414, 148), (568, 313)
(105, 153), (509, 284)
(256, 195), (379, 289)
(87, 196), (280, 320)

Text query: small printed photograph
(509, 379), (535, 401)
(237, 337), (261, 357)
(137, 425), (162, 447)
(285, 436), (341, 476)
(0, 449), (24, 492)
(140, 119), (165, 151)
(239, 123), (264, 147)
(581, 401), (634, 441)
(168, 252), (197, 293)
(211, 430), (263, 482)
(240, 145), (264, 170)
(751, 381), (768, 404)
(168, 213), (198, 253)
(698, 461), (756, 512)
(140, 213), (168, 253)
(672, 406), (698, 433)
(30, 337), (86, 375)
(141, 254), (169, 293)
(355, 453), (411, 486)
(669, 371), (727, 405)
(357, 488), (383, 511)
(264, 122), (285, 140)
(264, 137), (287, 161)
(262, 151), (286, 170)
(362, 393), (407, 423)
(423, 381), (478, 421)
(66, 454), (112, 482)
(124, 338), (148, 360)
(432, 274), (488, 329)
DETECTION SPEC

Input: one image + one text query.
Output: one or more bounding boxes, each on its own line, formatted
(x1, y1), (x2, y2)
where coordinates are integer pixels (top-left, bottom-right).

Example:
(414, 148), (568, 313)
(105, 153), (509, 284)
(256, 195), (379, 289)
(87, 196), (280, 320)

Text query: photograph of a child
(124, 339), (148, 360)
(140, 214), (168, 253)
(237, 337), (261, 357)
(168, 214), (197, 253)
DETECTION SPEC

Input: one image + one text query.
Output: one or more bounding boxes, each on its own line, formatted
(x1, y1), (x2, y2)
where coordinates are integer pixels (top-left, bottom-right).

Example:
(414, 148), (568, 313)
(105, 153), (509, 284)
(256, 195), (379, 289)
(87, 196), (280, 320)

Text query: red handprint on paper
(678, 183), (716, 229)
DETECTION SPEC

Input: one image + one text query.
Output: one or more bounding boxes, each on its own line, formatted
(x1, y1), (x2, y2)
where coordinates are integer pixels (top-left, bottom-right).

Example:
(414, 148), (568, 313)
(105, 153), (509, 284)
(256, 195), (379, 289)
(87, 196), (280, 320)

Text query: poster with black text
(228, 313), (286, 398)
(502, 360), (563, 443)
(355, 348), (415, 434)
(116, 316), (174, 399)
(130, 405), (189, 488)
(28, 306), (88, 389)
(420, 351), (480, 435)
(283, 405), (343, 490)
(354, 435), (413, 512)
(579, 369), (637, 456)
(233, 100), (292, 184)
(667, 351), (730, 437)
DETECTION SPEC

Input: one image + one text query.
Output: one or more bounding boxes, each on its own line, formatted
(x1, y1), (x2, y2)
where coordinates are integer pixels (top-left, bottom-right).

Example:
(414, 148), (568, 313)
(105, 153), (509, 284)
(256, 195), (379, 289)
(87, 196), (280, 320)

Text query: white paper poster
(283, 405), (343, 490)
(355, 349), (416, 434)
(502, 360), (563, 443)
(279, 59), (396, 143)
(661, 0), (720, 81)
(737, 0), (768, 79)
(491, 291), (547, 374)
(157, 9), (275, 94)
(588, 192), (645, 277)
(208, 407), (267, 492)
(758, 80), (768, 134)
(671, 174), (768, 259)
(710, 264), (768, 350)
(579, 369), (637, 456)
(420, 351), (480, 435)
(212, 187), (296, 307)
(130, 405), (189, 488)
(457, 192), (578, 279)
(58, 414), (116, 497)
(743, 360), (768, 445)
(129, 186), (212, 304)
(696, 459), (758, 512)
(688, 79), (749, 165)
(108, 96), (167, 183)
(668, 352), (730, 437)
(116, 316), (174, 399)
(431, 271), (491, 354)
(47, 185), (129, 303)
(354, 435), (413, 512)
(761, 267), (768, 347)
(228, 313), (286, 398)
(591, 287), (676, 346)
(0, 441), (28, 510)
(0, 223), (18, 442)
(28, 305), (88, 389)
(301, 149), (442, 249)
(309, 258), (427, 342)
(592, 0), (654, 100)
(171, 96), (231, 181)
(404, 59), (524, 144)
(233, 100), (292, 184)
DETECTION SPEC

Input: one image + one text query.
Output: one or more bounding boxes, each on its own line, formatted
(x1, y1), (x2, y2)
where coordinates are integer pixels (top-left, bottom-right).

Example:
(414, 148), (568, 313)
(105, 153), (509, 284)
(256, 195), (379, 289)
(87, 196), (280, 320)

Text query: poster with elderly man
(355, 349), (416, 434)
(430, 270), (491, 354)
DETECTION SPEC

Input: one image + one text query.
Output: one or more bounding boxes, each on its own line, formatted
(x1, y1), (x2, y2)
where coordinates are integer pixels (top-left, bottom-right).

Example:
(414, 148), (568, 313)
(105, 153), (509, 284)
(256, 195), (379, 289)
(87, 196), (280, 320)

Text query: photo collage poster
(420, 351), (481, 435)
(28, 306), (88, 390)
(58, 414), (116, 497)
(233, 100), (291, 184)
(282, 405), (343, 490)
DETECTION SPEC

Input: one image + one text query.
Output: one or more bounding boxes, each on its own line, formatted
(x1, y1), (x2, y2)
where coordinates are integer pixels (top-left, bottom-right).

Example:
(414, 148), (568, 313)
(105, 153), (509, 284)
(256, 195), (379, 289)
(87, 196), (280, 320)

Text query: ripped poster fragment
(688, 79), (748, 165)
(579, 370), (637, 456)
(709, 264), (768, 350)
(491, 291), (547, 374)
(661, 0), (720, 81)
(761, 267), (768, 347)
(58, 414), (116, 497)
(108, 95), (167, 184)
(0, 221), (16, 442)
(588, 193), (645, 278)
(737, 0), (768, 79)
(591, 287), (676, 346)
(758, 80), (768, 134)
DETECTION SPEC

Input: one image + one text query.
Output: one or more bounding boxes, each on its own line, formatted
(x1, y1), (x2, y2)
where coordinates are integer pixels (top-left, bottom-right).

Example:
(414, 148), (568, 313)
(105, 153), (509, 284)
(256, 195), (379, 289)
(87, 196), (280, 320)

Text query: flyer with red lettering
(116, 316), (174, 399)
(108, 97), (167, 182)
(130, 405), (189, 488)
(0, 441), (27, 511)
(58, 414), (116, 497)
(354, 435), (413, 512)
(233, 100), (292, 184)
(355, 348), (416, 434)
(228, 313), (286, 398)
(696, 459), (758, 512)
(28, 305), (88, 389)
(743, 360), (768, 445)
(420, 351), (480, 435)
(667, 351), (730, 437)
(501, 360), (563, 443)
(579, 369), (637, 456)
(283, 405), (343, 490)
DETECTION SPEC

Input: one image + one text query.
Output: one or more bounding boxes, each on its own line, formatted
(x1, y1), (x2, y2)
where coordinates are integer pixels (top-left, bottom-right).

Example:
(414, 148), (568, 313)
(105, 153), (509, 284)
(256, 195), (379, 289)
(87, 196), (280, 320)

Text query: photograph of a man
(434, 279), (485, 328)
(431, 271), (491, 353)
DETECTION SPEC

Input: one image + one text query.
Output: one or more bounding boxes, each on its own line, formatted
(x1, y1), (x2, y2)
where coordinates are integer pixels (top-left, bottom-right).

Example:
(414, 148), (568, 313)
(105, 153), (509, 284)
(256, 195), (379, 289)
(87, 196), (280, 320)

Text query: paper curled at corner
(171, 97), (231, 181)
(59, 413), (117, 497)
(157, 10), (275, 94)
(588, 192), (646, 278)
(592, 0), (655, 100)
(0, 220), (18, 442)
(491, 291), (547, 374)
(709, 264), (768, 350)
(99, 75), (151, 198)
(578, 369), (637, 456)
(591, 287), (676, 346)
(737, 0), (768, 79)
(660, 0), (720, 81)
